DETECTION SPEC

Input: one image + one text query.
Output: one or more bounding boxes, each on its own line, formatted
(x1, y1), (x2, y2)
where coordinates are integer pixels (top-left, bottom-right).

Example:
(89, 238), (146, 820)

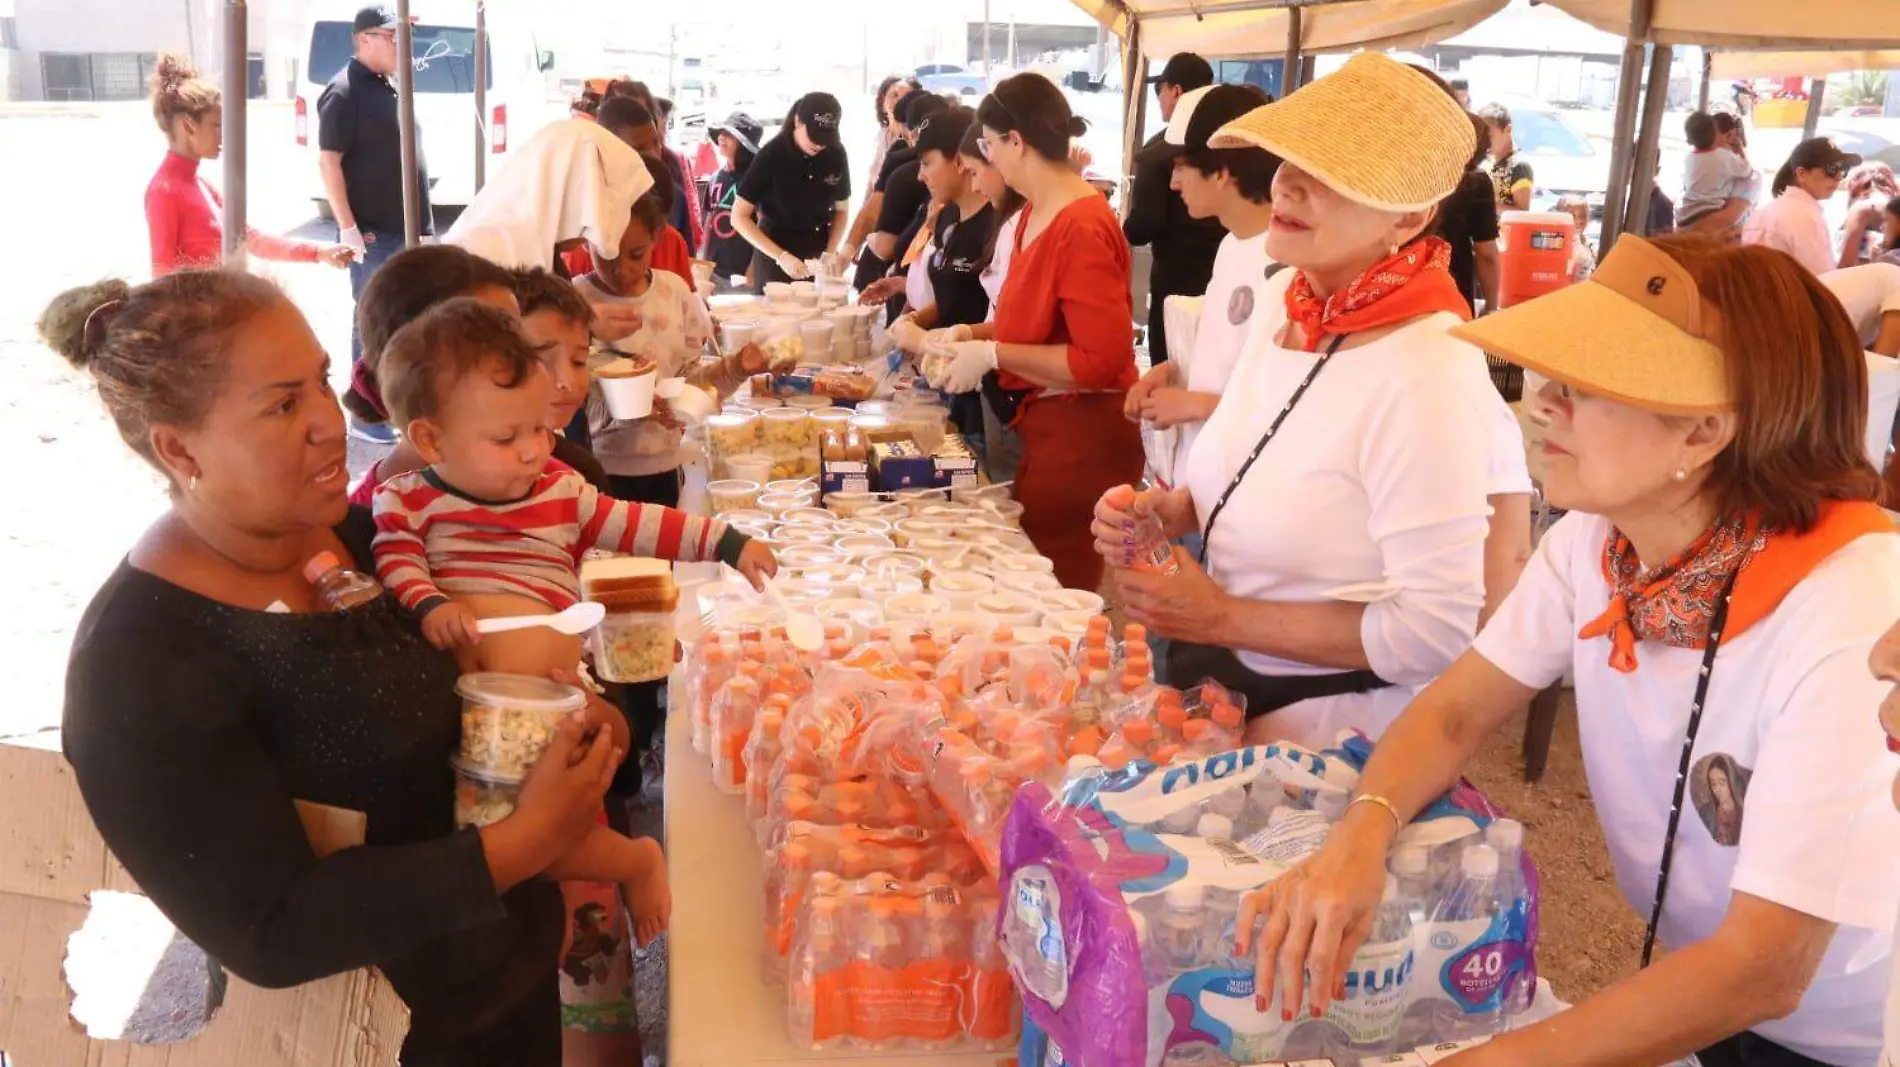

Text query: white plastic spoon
(764, 579), (825, 652)
(474, 601), (607, 636)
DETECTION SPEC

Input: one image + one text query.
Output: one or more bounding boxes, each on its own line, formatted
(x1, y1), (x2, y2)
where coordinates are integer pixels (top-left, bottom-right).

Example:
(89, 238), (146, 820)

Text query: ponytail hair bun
(150, 51), (220, 134)
(1066, 116), (1089, 138)
(38, 279), (131, 370)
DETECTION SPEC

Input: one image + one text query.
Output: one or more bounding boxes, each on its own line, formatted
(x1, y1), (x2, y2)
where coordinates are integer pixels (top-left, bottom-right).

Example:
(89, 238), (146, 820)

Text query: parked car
(296, 0), (562, 217)
(915, 63), (987, 97)
(1490, 99), (1609, 222)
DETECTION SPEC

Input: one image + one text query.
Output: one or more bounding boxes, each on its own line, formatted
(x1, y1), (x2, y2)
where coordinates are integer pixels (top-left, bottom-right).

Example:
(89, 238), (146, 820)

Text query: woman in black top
(733, 91), (852, 290)
(41, 271), (622, 1067)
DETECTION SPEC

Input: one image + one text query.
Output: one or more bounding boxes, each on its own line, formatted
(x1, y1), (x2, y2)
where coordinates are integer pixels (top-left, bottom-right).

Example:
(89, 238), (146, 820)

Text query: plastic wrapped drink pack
(999, 739), (1539, 1067)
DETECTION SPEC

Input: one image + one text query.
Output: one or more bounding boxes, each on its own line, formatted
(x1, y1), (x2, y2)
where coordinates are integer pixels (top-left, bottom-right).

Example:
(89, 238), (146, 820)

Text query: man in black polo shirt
(1124, 52), (1225, 364)
(318, 4), (432, 441)
(733, 92), (851, 291)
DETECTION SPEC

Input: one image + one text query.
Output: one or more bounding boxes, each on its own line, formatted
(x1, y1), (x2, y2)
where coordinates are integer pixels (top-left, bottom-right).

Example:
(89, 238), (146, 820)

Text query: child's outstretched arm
(573, 480), (776, 590)
(544, 826), (671, 946)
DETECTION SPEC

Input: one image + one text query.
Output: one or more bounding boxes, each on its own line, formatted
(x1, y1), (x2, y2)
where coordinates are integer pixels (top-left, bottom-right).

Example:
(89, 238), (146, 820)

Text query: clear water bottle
(303, 551), (382, 611)
(1157, 807), (1199, 836)
(1430, 844), (1503, 1042)
(1391, 843), (1436, 923)
(1205, 784), (1248, 823)
(1241, 781), (1282, 838)
(1485, 819), (1536, 1021)
(1058, 754), (1106, 808)
(789, 895), (847, 1050)
(1332, 875), (1415, 1057)
(1155, 884), (1207, 973)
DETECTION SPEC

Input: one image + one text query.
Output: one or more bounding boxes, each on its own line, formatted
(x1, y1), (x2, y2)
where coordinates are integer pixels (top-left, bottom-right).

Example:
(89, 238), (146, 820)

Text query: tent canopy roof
(1537, 0), (1900, 51)
(1069, 0), (1508, 60)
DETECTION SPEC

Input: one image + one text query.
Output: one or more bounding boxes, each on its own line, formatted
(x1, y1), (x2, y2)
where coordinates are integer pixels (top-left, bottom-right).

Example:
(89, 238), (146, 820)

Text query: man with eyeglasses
(1742, 136), (1860, 279)
(317, 3), (434, 443)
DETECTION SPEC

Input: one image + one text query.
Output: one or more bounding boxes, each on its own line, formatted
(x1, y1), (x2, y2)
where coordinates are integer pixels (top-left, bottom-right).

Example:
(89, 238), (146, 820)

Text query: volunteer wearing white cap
(1245, 234), (1900, 1067)
(1120, 82), (1275, 485)
(1092, 54), (1527, 746)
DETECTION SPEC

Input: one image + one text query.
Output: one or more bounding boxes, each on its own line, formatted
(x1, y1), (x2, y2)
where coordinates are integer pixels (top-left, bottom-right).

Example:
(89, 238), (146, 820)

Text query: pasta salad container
(456, 672), (589, 779)
(451, 756), (524, 828)
(581, 558), (682, 684)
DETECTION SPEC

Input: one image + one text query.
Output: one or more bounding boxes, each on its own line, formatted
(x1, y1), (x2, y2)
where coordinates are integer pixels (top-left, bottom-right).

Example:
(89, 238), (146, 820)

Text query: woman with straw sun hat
(1092, 53), (1530, 748)
(1235, 233), (1900, 1067)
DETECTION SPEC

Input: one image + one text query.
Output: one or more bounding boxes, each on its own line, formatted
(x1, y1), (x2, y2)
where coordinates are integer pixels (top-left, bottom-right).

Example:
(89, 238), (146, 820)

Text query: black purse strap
(1198, 333), (1348, 565)
(1640, 568), (1741, 967)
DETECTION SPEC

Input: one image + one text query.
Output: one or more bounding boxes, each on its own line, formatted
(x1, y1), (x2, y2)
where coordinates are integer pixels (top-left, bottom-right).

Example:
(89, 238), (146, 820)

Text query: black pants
(401, 977), (560, 1067)
(1146, 287), (1181, 364)
(1696, 1032), (1837, 1067)
(604, 470), (681, 807)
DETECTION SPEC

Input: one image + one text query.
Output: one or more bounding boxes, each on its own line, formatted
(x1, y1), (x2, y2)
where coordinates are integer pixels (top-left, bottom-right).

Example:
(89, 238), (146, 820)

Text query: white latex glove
(925, 324), (975, 346)
(926, 340), (998, 394)
(889, 315), (929, 354)
(775, 251), (812, 280)
(338, 225), (367, 258)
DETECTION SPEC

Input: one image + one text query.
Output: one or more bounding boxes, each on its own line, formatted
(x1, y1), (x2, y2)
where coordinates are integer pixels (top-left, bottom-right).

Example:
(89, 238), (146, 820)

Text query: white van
(295, 1), (563, 217)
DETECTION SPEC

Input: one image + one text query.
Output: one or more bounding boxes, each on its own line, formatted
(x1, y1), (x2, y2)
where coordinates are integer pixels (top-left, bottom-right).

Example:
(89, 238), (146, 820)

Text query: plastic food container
(720, 319), (759, 354)
(975, 593), (1045, 629)
(859, 551), (928, 578)
(952, 484), (1014, 506)
(775, 544), (846, 570)
(825, 490), (878, 517)
(931, 610), (996, 643)
(976, 499), (1027, 526)
(721, 508), (773, 529)
(813, 598), (884, 642)
(769, 478), (819, 496)
(580, 558), (681, 684)
(898, 404), (950, 454)
(799, 320), (836, 364)
(707, 479), (763, 513)
(834, 533), (897, 561)
(456, 672), (589, 779)
(838, 517), (894, 537)
(757, 490), (815, 519)
(452, 757), (524, 828)
(930, 570), (994, 610)
(786, 395), (834, 411)
(858, 573), (926, 601)
(772, 578), (834, 605)
(885, 592), (951, 627)
(761, 406), (814, 450)
(764, 282), (795, 305)
(891, 518), (951, 548)
(857, 503), (911, 525)
(990, 552), (1056, 577)
(705, 412), (760, 457)
(1042, 589), (1107, 616)
(774, 526), (838, 548)
(794, 563), (866, 595)
(994, 571), (1064, 596)
(780, 506), (835, 526)
(1043, 608), (1100, 637)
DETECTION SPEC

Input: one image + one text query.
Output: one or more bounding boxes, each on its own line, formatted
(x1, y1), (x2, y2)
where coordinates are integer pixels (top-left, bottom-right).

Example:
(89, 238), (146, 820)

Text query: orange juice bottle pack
(785, 874), (1017, 1053)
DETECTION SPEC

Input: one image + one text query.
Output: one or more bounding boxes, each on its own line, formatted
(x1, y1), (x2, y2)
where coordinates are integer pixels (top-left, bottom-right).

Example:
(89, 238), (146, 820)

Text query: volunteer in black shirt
(1124, 53), (1225, 363)
(851, 92), (948, 291)
(702, 112), (762, 291)
(888, 106), (995, 348)
(318, 6), (432, 430)
(1435, 108), (1502, 313)
(733, 91), (851, 290)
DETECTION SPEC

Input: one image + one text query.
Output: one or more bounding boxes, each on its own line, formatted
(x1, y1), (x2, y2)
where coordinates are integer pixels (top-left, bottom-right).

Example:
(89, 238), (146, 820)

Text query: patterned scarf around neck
(1282, 236), (1472, 352)
(1579, 514), (1764, 673)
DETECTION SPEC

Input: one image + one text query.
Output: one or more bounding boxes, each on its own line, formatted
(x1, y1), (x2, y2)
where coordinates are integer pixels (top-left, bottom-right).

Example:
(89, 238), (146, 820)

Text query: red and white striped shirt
(372, 466), (736, 614)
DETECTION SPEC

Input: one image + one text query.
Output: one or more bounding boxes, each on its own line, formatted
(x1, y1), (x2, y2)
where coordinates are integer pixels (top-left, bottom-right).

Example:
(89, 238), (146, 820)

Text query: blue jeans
(347, 229), (401, 366)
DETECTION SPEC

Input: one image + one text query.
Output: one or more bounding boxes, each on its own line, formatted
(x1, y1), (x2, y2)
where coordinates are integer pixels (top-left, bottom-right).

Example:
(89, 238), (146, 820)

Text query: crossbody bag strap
(1640, 568), (1742, 967)
(1198, 332), (1348, 566)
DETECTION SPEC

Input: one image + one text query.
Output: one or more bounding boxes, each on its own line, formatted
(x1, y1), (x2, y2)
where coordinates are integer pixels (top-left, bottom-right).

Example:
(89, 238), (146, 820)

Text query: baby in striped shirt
(371, 297), (777, 675)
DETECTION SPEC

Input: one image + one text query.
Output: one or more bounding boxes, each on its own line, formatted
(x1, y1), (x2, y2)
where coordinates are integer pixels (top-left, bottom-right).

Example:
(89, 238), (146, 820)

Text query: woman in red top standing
(926, 73), (1142, 591)
(144, 54), (353, 277)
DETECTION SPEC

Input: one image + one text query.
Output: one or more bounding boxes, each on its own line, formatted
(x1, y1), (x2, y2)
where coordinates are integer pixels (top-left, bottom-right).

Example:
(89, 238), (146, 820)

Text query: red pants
(1015, 392), (1143, 592)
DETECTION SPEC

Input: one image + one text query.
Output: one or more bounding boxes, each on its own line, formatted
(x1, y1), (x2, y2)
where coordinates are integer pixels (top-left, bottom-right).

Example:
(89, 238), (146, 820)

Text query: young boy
(578, 192), (775, 507)
(513, 265), (611, 487)
(370, 298), (775, 668)
(1678, 110), (1758, 232)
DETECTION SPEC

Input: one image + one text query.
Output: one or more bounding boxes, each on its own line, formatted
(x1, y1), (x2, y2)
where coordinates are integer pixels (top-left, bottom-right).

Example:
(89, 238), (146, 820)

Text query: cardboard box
(868, 437), (981, 493)
(820, 458), (870, 497)
(0, 743), (408, 1066)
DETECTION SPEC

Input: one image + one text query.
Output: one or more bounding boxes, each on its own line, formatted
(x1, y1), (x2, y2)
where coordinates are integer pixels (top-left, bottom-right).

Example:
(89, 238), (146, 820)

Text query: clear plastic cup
(456, 673), (588, 779)
(725, 453), (775, 485)
(707, 479), (763, 513)
(929, 570), (994, 611)
(799, 320), (836, 365)
(721, 320), (759, 354)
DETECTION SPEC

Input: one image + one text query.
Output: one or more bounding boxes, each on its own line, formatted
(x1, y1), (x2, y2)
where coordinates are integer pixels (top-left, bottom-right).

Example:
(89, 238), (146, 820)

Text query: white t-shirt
(1477, 512), (1900, 1067)
(1181, 276), (1509, 746)
(1177, 231), (1275, 475)
(981, 210), (1022, 320)
(1743, 186), (1837, 279)
(1823, 263), (1900, 349)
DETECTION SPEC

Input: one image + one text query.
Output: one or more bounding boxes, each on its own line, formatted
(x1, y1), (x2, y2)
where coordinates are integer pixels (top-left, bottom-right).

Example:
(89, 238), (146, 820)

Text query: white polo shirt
(1176, 230), (1275, 478)
(1822, 263), (1900, 350)
(1476, 511), (1900, 1067)
(1182, 274), (1514, 746)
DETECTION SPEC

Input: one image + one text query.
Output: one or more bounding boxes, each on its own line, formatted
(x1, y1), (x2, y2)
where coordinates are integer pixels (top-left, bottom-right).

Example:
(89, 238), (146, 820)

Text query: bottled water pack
(999, 738), (1539, 1067)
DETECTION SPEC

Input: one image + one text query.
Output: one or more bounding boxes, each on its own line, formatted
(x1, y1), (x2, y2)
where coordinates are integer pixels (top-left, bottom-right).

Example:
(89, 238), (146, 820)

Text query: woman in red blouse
(144, 54), (353, 277)
(926, 73), (1142, 591)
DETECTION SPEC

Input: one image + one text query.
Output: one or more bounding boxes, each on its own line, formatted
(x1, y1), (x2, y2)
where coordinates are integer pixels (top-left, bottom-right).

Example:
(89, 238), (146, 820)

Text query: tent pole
(1626, 44), (1674, 238)
(1283, 6), (1303, 95)
(221, 0), (247, 263)
(1802, 77), (1826, 139)
(396, 0), (421, 248)
(1696, 49), (1712, 112)
(474, 0), (486, 192)
(1598, 0), (1654, 256)
(1119, 22), (1146, 216)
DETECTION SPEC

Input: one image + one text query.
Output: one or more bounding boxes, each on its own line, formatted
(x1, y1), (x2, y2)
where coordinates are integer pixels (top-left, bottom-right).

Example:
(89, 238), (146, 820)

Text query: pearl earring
(1673, 467), (1687, 482)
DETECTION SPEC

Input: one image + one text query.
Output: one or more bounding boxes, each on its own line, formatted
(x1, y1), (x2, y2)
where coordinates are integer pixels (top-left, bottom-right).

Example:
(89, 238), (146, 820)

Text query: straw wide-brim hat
(1209, 52), (1475, 214)
(1450, 236), (1730, 415)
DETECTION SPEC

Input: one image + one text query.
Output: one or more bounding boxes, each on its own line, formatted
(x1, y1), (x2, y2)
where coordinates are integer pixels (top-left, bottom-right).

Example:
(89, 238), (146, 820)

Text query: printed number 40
(1460, 948), (1505, 981)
